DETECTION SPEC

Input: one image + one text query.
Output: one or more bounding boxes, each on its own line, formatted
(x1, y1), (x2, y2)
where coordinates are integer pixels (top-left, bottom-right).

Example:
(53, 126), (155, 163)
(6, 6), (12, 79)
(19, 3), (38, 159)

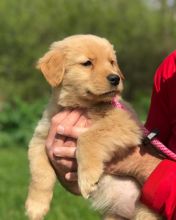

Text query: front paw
(25, 197), (49, 220)
(78, 166), (103, 199)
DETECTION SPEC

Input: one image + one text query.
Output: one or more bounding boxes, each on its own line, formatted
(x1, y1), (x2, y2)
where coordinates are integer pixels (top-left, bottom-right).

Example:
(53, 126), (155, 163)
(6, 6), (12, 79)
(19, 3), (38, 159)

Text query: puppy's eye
(81, 60), (92, 67)
(110, 60), (115, 66)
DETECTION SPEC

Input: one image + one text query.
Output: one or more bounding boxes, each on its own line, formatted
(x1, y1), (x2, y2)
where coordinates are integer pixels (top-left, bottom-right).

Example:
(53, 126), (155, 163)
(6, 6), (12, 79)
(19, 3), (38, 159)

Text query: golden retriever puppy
(25, 35), (161, 220)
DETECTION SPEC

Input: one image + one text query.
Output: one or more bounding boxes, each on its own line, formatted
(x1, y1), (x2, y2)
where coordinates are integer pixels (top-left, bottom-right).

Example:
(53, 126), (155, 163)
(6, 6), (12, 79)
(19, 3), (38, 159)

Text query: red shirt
(141, 51), (176, 219)
(145, 50), (176, 152)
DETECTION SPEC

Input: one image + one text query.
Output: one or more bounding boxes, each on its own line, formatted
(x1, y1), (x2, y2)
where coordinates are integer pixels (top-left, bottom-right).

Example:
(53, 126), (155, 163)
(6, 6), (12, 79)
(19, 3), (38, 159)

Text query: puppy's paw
(25, 198), (49, 220)
(78, 167), (103, 199)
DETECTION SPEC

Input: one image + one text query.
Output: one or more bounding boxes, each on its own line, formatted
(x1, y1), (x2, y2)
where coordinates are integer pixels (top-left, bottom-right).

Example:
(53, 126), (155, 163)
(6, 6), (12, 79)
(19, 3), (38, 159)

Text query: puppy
(25, 35), (161, 220)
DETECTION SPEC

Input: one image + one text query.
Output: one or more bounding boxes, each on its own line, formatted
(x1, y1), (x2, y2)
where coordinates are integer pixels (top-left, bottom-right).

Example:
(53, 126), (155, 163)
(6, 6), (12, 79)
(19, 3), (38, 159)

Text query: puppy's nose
(107, 74), (120, 86)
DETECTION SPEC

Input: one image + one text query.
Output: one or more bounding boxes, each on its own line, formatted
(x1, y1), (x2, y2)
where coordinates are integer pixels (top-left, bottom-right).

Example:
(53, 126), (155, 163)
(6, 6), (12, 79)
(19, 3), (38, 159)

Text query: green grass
(0, 147), (100, 220)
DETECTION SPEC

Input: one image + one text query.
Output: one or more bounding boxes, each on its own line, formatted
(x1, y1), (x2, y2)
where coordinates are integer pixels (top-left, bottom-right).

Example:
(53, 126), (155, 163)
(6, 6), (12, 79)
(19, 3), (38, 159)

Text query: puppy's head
(37, 35), (124, 107)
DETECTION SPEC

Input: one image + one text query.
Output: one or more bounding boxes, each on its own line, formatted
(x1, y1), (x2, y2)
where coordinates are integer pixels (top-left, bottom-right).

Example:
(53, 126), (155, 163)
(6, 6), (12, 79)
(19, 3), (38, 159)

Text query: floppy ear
(37, 49), (65, 87)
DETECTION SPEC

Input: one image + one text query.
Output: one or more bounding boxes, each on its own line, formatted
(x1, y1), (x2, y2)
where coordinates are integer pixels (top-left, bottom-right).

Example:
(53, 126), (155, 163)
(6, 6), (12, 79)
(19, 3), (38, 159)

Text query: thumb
(57, 125), (88, 138)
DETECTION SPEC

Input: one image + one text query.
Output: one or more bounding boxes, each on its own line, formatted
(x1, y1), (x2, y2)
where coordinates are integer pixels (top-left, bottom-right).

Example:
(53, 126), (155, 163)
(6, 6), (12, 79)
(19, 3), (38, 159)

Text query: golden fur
(25, 35), (161, 220)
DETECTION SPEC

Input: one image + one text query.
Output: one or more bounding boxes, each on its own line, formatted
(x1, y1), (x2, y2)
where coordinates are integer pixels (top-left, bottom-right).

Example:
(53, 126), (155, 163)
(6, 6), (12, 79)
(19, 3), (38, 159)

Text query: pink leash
(112, 97), (176, 161)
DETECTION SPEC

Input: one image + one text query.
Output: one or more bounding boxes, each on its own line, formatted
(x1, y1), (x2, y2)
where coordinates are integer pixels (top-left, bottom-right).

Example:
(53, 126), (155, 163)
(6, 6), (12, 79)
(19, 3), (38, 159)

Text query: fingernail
(65, 173), (73, 181)
(53, 147), (60, 155)
(65, 173), (70, 180)
(57, 125), (64, 135)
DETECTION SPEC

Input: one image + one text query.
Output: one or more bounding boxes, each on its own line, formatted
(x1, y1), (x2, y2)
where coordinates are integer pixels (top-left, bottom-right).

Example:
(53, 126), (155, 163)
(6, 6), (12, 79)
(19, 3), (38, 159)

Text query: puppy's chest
(87, 105), (113, 123)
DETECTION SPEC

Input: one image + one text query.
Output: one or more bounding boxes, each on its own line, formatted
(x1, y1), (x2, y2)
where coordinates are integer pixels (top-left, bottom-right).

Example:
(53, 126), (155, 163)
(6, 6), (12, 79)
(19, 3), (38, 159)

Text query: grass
(0, 146), (100, 220)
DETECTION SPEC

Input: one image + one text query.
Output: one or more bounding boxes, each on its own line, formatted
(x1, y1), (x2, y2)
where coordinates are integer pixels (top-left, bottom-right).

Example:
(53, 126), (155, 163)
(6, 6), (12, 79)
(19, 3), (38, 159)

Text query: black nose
(107, 74), (120, 86)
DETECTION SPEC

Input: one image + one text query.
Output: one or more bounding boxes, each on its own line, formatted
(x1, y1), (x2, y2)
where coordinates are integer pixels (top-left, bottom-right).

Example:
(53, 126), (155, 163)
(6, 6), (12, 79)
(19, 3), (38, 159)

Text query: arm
(106, 148), (176, 220)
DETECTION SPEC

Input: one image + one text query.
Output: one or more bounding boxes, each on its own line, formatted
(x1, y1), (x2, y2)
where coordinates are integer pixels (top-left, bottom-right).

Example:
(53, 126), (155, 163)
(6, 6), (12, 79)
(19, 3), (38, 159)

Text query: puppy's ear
(37, 49), (65, 87)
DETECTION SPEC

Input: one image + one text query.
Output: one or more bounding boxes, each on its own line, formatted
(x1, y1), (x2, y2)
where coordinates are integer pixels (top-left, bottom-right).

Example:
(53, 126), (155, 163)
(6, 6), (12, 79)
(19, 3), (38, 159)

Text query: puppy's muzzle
(107, 74), (120, 86)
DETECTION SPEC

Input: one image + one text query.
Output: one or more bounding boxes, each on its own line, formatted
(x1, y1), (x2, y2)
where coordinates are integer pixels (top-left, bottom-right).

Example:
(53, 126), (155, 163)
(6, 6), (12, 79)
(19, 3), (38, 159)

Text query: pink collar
(111, 97), (176, 161)
(111, 97), (125, 109)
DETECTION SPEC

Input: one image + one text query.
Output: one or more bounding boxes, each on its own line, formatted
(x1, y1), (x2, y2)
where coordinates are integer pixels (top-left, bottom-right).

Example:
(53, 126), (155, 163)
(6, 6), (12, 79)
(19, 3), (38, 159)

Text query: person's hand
(46, 109), (90, 195)
(105, 146), (162, 185)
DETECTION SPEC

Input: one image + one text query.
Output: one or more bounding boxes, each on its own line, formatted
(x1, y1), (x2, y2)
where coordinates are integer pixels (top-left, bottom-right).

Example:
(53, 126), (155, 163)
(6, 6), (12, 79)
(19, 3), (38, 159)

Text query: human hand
(46, 109), (90, 195)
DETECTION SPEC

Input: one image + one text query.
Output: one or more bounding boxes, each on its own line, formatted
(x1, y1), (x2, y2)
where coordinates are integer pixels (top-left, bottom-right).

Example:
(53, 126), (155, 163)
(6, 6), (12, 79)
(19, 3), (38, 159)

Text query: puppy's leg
(25, 119), (56, 220)
(77, 109), (142, 198)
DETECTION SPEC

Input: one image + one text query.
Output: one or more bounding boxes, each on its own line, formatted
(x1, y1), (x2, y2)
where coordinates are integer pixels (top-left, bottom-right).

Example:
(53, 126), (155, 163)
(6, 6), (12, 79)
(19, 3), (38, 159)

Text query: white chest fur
(91, 175), (140, 219)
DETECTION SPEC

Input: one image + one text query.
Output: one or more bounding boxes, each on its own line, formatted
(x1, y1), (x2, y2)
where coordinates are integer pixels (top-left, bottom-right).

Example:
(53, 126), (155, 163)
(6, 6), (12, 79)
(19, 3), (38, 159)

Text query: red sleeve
(140, 160), (176, 220)
(145, 50), (176, 152)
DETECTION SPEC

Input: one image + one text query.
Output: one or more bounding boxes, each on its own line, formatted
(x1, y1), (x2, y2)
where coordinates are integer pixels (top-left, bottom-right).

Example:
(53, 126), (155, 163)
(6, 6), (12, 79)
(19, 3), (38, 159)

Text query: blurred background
(0, 0), (176, 219)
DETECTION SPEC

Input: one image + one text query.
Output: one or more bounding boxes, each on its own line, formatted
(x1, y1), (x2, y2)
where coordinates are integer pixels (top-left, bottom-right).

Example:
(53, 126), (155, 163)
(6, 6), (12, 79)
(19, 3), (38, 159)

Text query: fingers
(63, 137), (76, 147)
(53, 146), (76, 158)
(45, 109), (84, 193)
(52, 157), (78, 181)
(75, 114), (89, 127)
(47, 138), (77, 170)
(49, 139), (78, 180)
(46, 109), (83, 148)
(54, 158), (77, 172)
(56, 113), (89, 138)
(46, 135), (66, 159)
(57, 126), (88, 138)
(51, 138), (77, 181)
(46, 110), (70, 147)
(46, 109), (89, 187)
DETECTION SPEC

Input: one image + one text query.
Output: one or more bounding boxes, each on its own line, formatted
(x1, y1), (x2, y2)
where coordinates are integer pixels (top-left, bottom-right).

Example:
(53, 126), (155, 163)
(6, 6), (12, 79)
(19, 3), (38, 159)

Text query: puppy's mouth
(99, 90), (117, 97)
(86, 89), (118, 97)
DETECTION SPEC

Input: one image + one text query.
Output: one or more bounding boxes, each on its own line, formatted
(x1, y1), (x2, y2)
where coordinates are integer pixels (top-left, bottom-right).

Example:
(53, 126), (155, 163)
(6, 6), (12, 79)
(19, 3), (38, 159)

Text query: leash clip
(143, 129), (159, 145)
